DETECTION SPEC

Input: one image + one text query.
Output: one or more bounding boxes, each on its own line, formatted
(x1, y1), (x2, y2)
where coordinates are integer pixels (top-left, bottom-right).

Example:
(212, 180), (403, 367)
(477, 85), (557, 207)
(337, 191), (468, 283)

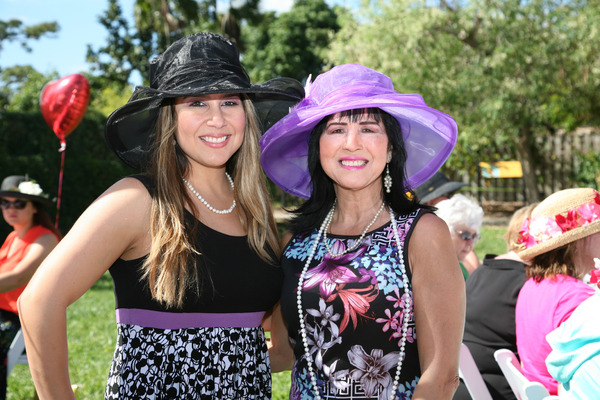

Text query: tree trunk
(515, 126), (541, 203)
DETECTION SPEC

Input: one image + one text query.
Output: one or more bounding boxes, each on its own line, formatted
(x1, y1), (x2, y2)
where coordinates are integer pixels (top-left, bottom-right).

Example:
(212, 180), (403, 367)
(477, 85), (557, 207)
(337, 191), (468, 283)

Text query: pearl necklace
(323, 200), (386, 257)
(182, 173), (236, 215)
(297, 205), (412, 400)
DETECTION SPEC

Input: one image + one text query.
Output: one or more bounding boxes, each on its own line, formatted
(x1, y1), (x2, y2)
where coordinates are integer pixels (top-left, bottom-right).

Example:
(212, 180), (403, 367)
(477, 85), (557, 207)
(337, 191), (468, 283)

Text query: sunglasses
(455, 229), (481, 242)
(0, 199), (29, 210)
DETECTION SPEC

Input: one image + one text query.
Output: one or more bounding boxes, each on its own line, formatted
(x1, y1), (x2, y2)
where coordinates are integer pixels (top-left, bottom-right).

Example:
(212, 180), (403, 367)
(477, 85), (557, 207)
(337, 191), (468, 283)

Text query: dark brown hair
(526, 242), (578, 282)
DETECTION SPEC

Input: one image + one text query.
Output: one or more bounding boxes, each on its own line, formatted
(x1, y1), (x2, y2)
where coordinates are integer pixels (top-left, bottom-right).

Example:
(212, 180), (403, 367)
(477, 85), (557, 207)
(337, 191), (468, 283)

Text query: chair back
(459, 343), (493, 400)
(493, 348), (559, 400)
(7, 328), (28, 378)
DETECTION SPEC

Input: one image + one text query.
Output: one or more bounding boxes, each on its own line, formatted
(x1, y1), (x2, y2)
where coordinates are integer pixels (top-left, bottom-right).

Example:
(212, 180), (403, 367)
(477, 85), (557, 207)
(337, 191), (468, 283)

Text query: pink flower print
(577, 202), (600, 225)
(328, 285), (378, 332)
(384, 222), (409, 243)
(358, 268), (378, 285)
(302, 246), (366, 298)
(393, 326), (416, 344)
(529, 215), (562, 245)
(555, 209), (578, 231)
(386, 288), (403, 309)
(376, 308), (401, 333)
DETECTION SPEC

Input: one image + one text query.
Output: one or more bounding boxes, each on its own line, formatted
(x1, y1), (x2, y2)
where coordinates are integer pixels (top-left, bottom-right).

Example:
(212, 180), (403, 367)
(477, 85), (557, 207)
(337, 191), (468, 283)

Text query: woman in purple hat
(261, 63), (466, 399)
(19, 32), (303, 399)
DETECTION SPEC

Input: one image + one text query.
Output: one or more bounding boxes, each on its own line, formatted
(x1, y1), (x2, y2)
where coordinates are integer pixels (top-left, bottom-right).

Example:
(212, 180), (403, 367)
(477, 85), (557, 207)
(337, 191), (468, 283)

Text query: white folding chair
(459, 343), (493, 400)
(493, 348), (559, 400)
(6, 328), (28, 378)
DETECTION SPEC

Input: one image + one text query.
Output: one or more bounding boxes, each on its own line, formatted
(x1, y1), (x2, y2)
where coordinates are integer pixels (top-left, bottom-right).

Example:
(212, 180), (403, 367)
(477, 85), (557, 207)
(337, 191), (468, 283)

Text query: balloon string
(55, 142), (66, 230)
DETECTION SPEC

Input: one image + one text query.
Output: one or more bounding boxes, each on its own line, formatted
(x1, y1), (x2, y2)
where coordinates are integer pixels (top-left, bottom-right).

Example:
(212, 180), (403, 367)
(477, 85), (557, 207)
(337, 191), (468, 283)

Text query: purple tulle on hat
(260, 63), (458, 199)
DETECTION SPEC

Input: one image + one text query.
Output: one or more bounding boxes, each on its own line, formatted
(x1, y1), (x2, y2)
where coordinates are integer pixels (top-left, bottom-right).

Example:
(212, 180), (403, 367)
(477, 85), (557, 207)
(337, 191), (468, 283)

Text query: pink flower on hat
(518, 218), (536, 248)
(519, 191), (600, 250)
(555, 210), (578, 231)
(529, 216), (563, 245)
(577, 201), (600, 225)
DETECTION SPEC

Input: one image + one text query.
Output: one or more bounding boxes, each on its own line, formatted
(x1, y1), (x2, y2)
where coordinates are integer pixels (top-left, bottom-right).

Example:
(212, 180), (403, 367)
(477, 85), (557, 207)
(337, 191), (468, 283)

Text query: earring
(384, 163), (392, 193)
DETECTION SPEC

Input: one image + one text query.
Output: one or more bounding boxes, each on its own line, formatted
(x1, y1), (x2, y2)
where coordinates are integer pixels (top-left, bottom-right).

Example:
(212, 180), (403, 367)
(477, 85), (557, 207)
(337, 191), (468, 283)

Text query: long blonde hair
(142, 96), (280, 309)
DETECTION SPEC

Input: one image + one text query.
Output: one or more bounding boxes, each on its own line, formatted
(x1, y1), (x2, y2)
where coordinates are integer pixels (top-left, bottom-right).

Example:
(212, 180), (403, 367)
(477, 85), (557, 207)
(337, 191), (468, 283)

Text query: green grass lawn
(7, 225), (507, 400)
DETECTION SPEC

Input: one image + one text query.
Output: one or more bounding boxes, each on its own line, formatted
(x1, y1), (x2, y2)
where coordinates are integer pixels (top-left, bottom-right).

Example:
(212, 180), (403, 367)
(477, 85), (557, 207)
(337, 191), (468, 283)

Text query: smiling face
(318, 111), (391, 195)
(174, 93), (246, 170)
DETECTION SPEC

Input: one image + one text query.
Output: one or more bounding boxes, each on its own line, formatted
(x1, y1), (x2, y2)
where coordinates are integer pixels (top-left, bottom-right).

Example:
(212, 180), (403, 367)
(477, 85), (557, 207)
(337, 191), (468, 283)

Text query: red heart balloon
(40, 74), (90, 143)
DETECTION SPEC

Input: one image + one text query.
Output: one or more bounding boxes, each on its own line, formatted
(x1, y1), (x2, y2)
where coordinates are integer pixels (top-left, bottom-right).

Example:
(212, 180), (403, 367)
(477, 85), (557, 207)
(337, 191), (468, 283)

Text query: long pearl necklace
(323, 200), (386, 257)
(182, 173), (236, 214)
(297, 205), (412, 400)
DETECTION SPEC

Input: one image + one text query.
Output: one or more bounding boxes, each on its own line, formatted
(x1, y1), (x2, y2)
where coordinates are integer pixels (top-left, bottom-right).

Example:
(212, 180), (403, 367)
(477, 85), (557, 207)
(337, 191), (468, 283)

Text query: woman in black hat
(19, 32), (303, 399)
(0, 175), (60, 399)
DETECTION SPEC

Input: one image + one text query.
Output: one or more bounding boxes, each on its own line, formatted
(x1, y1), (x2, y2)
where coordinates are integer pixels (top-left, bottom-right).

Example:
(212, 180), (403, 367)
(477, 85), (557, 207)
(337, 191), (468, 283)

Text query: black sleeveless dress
(105, 175), (283, 399)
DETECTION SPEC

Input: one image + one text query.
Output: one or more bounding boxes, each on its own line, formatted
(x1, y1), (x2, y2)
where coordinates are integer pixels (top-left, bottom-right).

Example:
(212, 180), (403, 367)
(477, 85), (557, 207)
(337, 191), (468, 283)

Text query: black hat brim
(105, 77), (304, 171)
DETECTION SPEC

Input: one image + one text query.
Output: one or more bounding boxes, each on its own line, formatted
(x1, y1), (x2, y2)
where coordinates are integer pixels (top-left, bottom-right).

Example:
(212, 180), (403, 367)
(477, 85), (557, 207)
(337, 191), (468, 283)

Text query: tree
(0, 19), (59, 52)
(243, 0), (340, 83)
(0, 19), (60, 110)
(0, 66), (58, 112)
(86, 0), (222, 90)
(328, 0), (600, 201)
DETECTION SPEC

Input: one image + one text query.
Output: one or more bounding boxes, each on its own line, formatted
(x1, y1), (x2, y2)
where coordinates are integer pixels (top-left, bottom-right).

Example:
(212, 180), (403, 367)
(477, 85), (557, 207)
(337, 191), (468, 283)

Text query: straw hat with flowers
(517, 188), (600, 260)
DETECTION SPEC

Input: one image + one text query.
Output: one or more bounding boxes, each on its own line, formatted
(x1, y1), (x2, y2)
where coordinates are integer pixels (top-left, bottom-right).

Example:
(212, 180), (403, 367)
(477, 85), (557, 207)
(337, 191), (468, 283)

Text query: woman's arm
(17, 177), (152, 399)
(265, 230), (295, 372)
(409, 213), (466, 399)
(0, 233), (58, 292)
(266, 301), (294, 372)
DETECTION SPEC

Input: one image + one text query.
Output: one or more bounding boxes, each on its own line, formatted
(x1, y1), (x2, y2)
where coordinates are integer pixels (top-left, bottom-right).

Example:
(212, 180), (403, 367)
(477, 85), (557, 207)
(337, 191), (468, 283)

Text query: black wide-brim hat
(413, 171), (466, 203)
(0, 175), (54, 207)
(105, 32), (304, 171)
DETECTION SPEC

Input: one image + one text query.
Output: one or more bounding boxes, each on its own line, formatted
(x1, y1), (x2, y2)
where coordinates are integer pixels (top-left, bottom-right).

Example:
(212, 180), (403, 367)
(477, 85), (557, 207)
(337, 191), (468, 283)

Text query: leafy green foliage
(327, 0), (600, 198)
(0, 67), (58, 112)
(0, 19), (59, 52)
(570, 150), (600, 190)
(243, 0), (340, 83)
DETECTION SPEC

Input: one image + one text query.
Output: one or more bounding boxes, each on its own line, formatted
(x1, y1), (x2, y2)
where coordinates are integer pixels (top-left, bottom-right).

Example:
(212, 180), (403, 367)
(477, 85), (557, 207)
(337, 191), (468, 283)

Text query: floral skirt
(105, 324), (272, 399)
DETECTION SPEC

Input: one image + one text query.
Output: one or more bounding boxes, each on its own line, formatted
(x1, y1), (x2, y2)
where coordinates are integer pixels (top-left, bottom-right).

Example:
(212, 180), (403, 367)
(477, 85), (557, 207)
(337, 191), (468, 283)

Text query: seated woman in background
(434, 194), (484, 280)
(515, 188), (599, 395)
(0, 175), (60, 400)
(453, 203), (536, 400)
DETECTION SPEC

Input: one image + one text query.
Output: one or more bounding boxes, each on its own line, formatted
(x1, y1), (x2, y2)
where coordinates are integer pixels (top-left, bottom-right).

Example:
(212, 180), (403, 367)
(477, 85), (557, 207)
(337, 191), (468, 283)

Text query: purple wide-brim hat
(260, 63), (459, 199)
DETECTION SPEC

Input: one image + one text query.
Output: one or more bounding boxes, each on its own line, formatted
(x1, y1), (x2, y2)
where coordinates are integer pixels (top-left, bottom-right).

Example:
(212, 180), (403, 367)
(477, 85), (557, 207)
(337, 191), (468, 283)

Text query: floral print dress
(280, 209), (424, 400)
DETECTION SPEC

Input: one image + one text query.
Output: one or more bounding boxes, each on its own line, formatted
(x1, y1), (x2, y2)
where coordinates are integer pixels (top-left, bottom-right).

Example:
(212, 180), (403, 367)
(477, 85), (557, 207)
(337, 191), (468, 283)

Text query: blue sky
(1, 0), (295, 81)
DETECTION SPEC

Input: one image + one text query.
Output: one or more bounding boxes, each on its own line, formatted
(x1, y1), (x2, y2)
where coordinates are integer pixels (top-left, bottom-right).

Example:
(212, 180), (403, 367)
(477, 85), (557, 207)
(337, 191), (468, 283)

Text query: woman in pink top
(0, 175), (60, 399)
(515, 188), (600, 395)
